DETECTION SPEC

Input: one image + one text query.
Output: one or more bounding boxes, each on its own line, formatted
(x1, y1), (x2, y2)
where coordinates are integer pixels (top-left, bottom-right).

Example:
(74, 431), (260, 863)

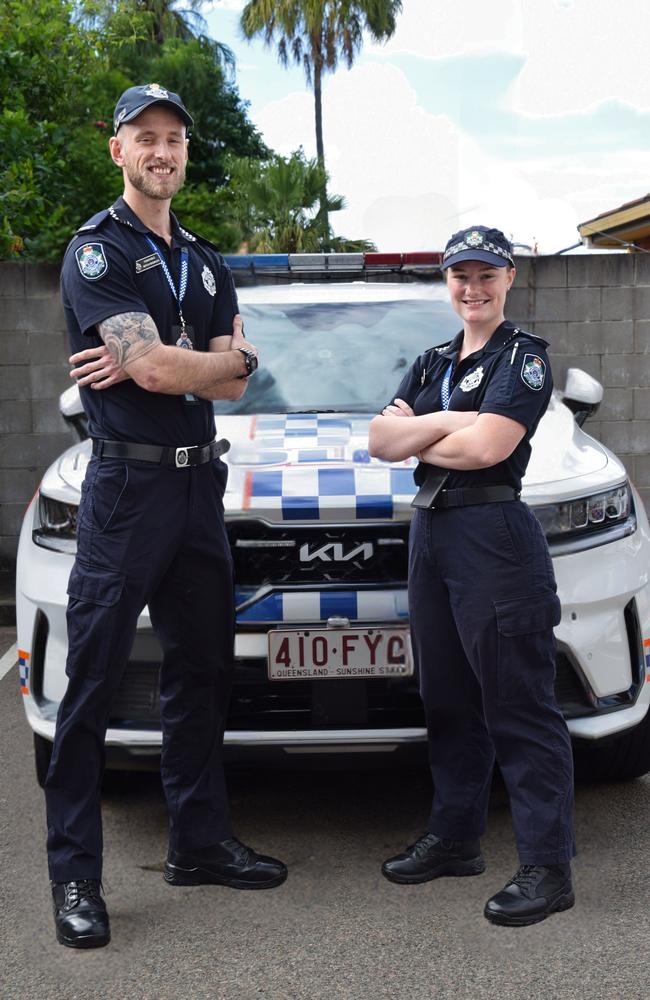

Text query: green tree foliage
(1, 0), (378, 260)
(0, 0), (118, 257)
(240, 0), (402, 239)
(0, 0), (265, 259)
(225, 149), (375, 253)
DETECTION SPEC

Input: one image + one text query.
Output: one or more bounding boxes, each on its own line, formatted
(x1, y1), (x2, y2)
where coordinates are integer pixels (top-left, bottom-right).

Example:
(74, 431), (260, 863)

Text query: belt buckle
(175, 446), (190, 468)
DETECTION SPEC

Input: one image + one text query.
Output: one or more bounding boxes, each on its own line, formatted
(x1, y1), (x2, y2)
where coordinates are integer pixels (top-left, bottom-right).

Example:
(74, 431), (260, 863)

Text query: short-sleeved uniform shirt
(61, 196), (239, 446)
(389, 320), (553, 492)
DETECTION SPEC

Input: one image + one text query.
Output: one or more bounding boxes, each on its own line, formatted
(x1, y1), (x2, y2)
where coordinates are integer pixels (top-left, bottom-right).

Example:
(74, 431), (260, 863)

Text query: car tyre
(34, 733), (53, 788)
(573, 708), (650, 781)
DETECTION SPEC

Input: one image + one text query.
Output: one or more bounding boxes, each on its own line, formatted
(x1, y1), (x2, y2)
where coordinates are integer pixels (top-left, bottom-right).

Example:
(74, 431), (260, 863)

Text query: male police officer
(47, 85), (287, 949)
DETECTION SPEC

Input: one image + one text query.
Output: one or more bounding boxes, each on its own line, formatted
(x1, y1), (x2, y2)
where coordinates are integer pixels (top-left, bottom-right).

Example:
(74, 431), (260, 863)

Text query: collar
(109, 197), (196, 245)
(482, 320), (519, 354)
(447, 321), (518, 360)
(437, 331), (464, 361)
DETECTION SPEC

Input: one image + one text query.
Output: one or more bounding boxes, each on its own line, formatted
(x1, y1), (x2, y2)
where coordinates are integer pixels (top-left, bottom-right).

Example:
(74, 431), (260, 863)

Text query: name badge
(135, 253), (162, 274)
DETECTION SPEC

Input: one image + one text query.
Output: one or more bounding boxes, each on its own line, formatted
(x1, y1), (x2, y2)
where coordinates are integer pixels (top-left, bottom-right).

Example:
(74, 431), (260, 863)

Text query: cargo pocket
(67, 563), (125, 607)
(494, 592), (561, 703)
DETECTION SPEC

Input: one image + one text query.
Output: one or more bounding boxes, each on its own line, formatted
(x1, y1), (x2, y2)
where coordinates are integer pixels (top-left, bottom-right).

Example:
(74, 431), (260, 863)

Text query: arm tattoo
(98, 312), (160, 367)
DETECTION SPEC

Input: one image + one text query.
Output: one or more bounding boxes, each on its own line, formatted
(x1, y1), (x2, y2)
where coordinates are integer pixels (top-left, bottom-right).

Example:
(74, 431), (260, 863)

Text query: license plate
(267, 628), (413, 680)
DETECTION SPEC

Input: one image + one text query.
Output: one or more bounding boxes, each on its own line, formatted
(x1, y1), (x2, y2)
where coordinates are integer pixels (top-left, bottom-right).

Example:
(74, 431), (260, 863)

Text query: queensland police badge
(202, 265), (216, 297)
(465, 230), (484, 248)
(459, 366), (484, 391)
(521, 354), (546, 391)
(75, 244), (108, 280)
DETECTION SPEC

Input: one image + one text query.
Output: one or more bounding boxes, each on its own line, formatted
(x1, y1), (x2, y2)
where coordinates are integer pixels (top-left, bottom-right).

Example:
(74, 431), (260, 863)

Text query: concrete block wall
(507, 253), (650, 509)
(0, 263), (76, 572)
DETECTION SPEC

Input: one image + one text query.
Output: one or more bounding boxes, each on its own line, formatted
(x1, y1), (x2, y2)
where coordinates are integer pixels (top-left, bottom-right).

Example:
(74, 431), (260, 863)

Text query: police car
(15, 252), (650, 785)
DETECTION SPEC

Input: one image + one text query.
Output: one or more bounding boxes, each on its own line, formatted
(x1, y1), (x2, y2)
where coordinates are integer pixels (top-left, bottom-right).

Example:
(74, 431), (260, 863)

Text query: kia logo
(299, 542), (373, 563)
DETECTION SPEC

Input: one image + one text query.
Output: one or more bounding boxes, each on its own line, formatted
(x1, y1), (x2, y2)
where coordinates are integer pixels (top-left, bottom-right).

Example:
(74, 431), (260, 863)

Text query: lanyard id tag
(411, 471), (449, 509)
(171, 324), (201, 405)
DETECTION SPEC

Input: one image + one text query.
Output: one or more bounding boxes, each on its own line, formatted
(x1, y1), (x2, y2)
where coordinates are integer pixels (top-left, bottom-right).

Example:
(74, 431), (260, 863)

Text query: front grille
(108, 642), (597, 729)
(227, 521), (409, 587)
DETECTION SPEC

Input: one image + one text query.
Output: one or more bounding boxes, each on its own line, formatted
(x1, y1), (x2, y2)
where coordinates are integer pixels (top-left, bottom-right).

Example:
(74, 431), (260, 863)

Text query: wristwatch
(237, 346), (258, 378)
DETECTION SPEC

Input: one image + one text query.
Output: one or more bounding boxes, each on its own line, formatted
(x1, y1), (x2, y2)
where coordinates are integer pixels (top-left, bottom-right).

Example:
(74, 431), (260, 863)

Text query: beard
(123, 158), (186, 200)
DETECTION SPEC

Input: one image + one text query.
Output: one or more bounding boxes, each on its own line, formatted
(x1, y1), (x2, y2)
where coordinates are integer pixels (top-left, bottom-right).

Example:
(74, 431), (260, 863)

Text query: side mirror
(562, 368), (603, 427)
(59, 385), (88, 441)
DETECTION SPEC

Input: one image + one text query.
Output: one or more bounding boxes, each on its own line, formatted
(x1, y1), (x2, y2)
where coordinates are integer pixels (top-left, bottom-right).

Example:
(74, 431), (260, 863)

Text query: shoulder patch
(520, 353), (546, 391)
(75, 243), (108, 281)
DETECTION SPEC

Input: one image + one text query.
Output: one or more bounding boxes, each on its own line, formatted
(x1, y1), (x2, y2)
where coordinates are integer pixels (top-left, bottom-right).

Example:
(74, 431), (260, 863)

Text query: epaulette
(434, 340), (453, 355)
(74, 209), (111, 235)
(509, 327), (549, 349)
(63, 209), (112, 258)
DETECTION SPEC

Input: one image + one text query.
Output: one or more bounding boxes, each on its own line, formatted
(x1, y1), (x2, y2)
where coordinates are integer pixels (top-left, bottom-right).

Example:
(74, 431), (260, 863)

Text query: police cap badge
(113, 84), (193, 134)
(442, 225), (514, 270)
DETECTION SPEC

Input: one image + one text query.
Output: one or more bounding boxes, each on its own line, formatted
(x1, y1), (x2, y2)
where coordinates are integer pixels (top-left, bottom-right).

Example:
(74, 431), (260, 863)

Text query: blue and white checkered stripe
(255, 414), (354, 448)
(236, 588), (409, 624)
(247, 466), (416, 521)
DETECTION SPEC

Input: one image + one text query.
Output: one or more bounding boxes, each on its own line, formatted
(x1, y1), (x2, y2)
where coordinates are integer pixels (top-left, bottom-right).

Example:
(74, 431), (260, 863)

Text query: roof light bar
(224, 252), (443, 274)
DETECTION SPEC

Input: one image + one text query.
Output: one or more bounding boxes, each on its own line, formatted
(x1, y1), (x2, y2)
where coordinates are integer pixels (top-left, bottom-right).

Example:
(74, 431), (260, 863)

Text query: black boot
(52, 879), (110, 948)
(382, 832), (485, 884)
(164, 837), (287, 889)
(484, 863), (574, 926)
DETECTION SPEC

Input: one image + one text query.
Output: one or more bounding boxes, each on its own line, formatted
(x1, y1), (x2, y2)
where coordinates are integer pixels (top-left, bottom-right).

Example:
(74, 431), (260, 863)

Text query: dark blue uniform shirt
(61, 196), (239, 446)
(390, 321), (553, 492)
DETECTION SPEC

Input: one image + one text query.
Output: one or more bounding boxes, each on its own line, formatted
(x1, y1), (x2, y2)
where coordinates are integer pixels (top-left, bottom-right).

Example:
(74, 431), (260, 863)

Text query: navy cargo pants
(45, 455), (235, 882)
(409, 500), (575, 865)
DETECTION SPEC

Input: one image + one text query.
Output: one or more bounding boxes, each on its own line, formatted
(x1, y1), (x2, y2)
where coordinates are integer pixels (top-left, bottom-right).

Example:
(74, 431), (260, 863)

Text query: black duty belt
(92, 437), (230, 468)
(434, 485), (519, 508)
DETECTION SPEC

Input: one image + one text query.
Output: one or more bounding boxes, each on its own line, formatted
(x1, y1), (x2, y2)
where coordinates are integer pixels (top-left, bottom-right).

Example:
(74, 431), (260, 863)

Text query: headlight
(33, 495), (78, 553)
(533, 482), (634, 547)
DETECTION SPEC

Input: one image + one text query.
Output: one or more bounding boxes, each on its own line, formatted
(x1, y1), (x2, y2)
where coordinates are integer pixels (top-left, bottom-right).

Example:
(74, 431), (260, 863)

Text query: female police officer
(368, 226), (575, 926)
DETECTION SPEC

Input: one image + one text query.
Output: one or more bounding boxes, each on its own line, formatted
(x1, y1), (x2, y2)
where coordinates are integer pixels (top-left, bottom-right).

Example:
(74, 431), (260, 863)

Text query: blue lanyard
(440, 361), (454, 410)
(144, 236), (189, 332)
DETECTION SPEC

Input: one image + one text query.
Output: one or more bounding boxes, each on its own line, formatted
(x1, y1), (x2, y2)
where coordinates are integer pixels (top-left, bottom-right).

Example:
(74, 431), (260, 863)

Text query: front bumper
(17, 493), (650, 750)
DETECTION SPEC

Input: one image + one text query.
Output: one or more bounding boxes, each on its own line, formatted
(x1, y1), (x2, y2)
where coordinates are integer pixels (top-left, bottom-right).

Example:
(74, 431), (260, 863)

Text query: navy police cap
(442, 225), (514, 269)
(113, 84), (193, 134)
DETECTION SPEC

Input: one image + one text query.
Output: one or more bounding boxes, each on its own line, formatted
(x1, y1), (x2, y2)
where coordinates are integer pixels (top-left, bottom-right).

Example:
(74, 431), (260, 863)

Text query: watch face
(240, 347), (257, 375)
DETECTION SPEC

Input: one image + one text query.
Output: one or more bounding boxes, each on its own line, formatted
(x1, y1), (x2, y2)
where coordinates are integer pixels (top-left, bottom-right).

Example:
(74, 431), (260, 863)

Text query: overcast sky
(206, 0), (650, 253)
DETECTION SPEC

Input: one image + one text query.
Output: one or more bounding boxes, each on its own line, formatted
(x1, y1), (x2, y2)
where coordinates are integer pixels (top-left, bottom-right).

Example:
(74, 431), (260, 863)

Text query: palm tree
(226, 149), (351, 253)
(240, 0), (402, 244)
(84, 2), (235, 74)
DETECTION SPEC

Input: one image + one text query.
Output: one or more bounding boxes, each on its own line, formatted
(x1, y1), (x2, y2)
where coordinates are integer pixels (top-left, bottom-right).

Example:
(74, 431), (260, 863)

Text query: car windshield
(213, 288), (459, 415)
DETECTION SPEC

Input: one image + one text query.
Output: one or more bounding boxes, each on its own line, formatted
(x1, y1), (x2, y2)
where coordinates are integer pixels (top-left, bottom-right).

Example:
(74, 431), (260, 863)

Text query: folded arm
(368, 400), (479, 462)
(70, 312), (253, 401)
(418, 412), (526, 469)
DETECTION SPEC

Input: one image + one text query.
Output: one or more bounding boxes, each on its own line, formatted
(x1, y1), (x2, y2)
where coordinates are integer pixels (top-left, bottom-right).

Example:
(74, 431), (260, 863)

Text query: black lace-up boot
(51, 879), (110, 948)
(484, 863), (574, 926)
(382, 832), (486, 884)
(164, 837), (287, 889)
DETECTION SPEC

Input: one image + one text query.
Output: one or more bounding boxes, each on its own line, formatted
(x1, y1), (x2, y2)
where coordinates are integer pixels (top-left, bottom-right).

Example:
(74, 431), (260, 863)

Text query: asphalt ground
(1, 625), (649, 1000)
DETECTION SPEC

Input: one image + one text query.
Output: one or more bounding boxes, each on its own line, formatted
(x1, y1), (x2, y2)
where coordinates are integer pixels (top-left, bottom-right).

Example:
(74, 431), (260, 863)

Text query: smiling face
(109, 105), (188, 202)
(445, 259), (515, 330)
